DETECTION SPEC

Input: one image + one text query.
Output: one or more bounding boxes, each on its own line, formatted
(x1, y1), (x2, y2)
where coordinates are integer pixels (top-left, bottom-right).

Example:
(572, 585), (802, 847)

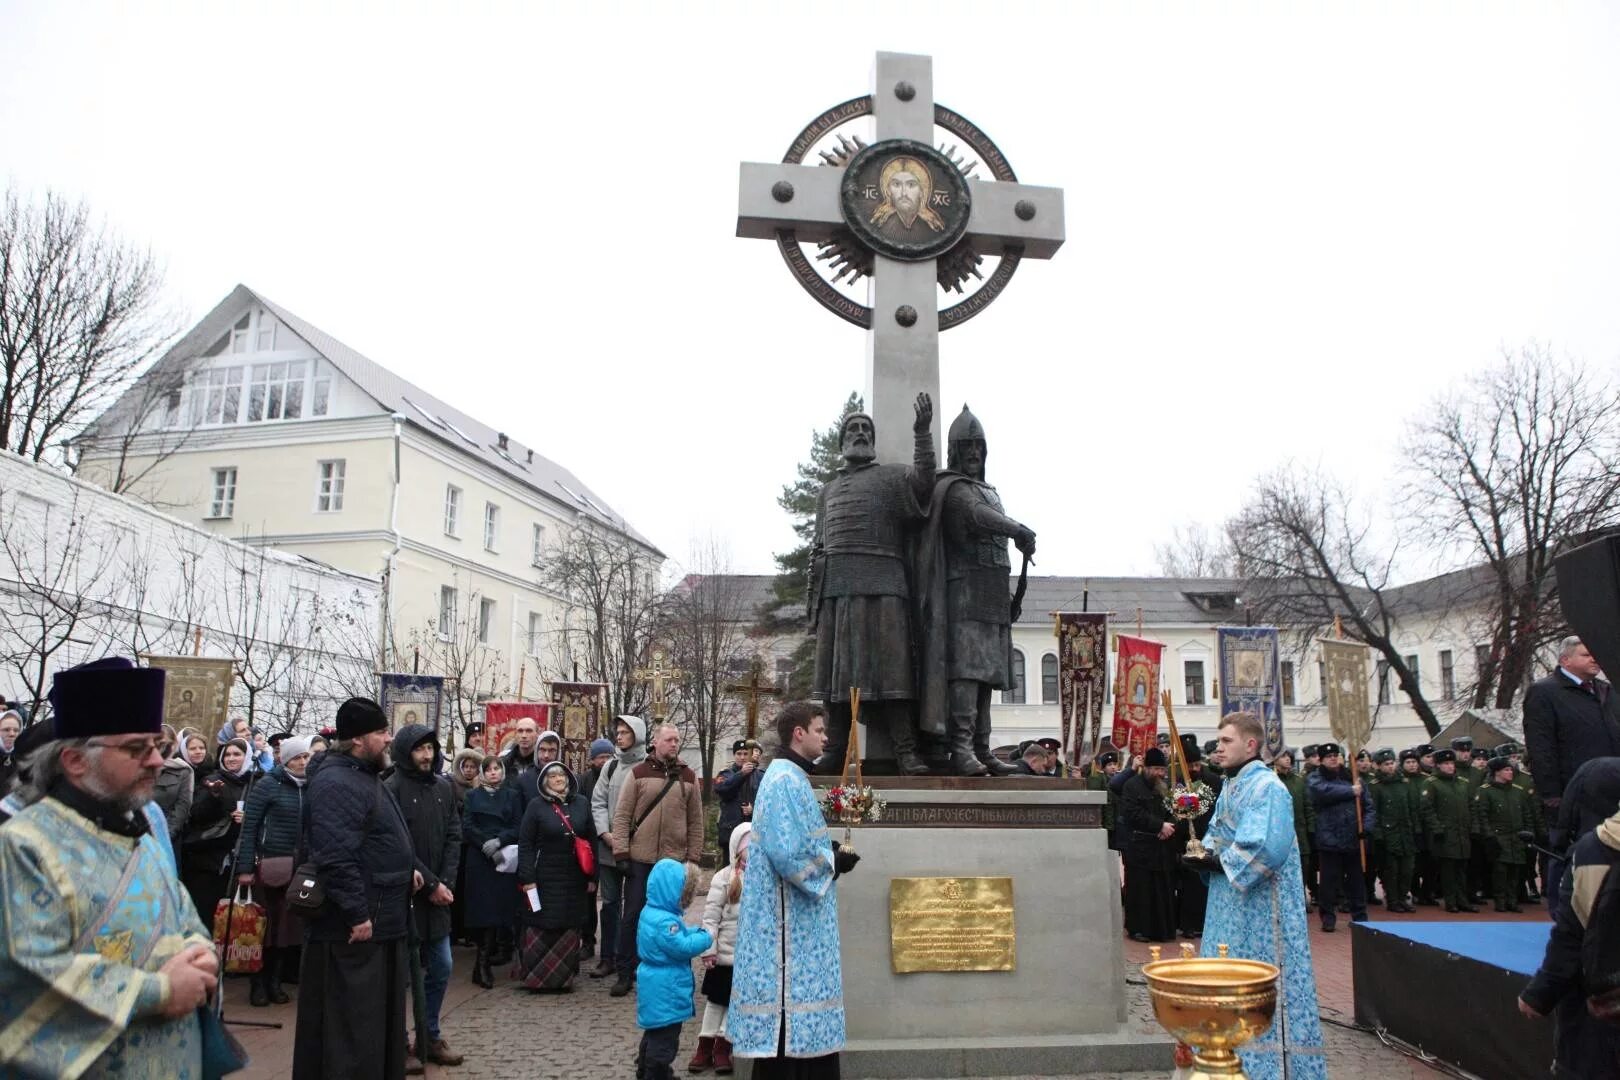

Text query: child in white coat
(690, 823), (750, 1074)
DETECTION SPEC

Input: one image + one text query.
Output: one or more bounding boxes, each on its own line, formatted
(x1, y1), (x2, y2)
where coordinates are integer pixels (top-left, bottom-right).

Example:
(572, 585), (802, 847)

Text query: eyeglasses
(87, 738), (164, 760)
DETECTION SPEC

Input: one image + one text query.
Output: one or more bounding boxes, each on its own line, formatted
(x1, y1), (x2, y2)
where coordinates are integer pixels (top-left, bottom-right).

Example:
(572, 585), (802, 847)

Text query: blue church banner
(1217, 627), (1284, 760)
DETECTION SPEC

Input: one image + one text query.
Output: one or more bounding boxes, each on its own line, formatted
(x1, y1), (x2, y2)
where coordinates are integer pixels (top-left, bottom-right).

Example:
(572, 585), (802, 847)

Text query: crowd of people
(2, 636), (1617, 1078)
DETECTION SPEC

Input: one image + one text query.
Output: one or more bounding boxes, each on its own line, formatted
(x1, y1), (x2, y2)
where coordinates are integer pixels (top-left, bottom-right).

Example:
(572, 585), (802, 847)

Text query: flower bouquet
(817, 784), (886, 854)
(1164, 779), (1217, 859)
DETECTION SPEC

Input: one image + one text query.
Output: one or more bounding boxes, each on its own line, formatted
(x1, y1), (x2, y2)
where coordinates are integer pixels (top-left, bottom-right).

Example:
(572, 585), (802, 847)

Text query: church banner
(549, 682), (607, 780)
(1320, 638), (1373, 751)
(144, 655), (235, 742)
(1056, 613), (1109, 766)
(1111, 635), (1164, 758)
(483, 700), (550, 757)
(1217, 626), (1285, 761)
(378, 673), (445, 736)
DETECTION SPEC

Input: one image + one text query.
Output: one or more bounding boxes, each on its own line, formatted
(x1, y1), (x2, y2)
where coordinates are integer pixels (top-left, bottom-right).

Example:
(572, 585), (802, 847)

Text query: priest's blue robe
(729, 755), (845, 1059)
(1201, 758), (1328, 1080)
(0, 798), (213, 1079)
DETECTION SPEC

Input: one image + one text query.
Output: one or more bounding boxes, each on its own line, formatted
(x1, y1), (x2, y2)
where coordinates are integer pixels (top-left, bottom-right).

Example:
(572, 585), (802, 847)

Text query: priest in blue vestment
(1189, 711), (1327, 1080)
(0, 658), (219, 1079)
(731, 702), (860, 1080)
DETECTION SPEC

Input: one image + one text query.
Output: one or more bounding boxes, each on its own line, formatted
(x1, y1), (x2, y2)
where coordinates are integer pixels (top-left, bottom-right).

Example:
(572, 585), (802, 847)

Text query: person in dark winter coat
(1520, 806), (1620, 1078)
(152, 724), (193, 845)
(449, 746), (483, 945)
(516, 760), (596, 991)
(460, 756), (523, 987)
(1525, 637), (1620, 817)
(579, 737), (616, 958)
(1548, 757), (1620, 919)
(180, 737), (252, 929)
(384, 724), (464, 1066)
(1420, 749), (1477, 912)
(1307, 743), (1374, 931)
(0, 709), (20, 792)
(235, 736), (313, 1007)
(714, 739), (763, 866)
(1120, 748), (1178, 942)
(292, 698), (418, 1080)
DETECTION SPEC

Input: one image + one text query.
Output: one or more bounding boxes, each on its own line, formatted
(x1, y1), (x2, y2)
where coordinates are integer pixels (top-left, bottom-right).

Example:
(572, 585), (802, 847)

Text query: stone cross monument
(737, 51), (1065, 464)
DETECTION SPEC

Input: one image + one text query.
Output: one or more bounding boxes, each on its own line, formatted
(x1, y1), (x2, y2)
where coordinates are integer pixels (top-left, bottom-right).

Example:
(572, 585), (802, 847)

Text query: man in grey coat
(588, 714), (646, 978)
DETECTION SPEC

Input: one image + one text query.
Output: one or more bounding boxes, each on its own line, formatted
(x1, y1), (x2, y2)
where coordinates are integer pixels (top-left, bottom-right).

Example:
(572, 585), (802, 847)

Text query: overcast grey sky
(3, 2), (1618, 580)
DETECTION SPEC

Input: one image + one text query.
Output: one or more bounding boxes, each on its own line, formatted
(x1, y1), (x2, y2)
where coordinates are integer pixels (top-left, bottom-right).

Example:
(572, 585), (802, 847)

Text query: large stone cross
(737, 51), (1065, 463)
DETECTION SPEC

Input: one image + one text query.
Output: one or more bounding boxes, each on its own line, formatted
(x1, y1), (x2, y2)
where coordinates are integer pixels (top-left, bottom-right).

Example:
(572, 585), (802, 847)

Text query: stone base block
(735, 1030), (1174, 1079)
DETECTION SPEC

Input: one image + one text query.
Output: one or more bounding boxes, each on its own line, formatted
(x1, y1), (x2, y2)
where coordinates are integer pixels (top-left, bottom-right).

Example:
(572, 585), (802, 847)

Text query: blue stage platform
(1352, 920), (1554, 1080)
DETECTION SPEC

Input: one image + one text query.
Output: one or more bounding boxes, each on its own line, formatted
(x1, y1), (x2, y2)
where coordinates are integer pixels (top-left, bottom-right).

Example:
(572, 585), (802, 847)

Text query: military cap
(1487, 755), (1512, 774)
(1355, 748), (1372, 761)
(1097, 751), (1119, 767)
(1202, 739), (1219, 756)
(1156, 732), (1172, 746)
(1494, 741), (1522, 756)
(1415, 743), (1434, 757)
(1450, 736), (1474, 752)
(1373, 748), (1396, 764)
(732, 738), (750, 753)
(1317, 742), (1343, 757)
(1036, 737), (1061, 753)
(1302, 744), (1320, 758)
(1184, 742), (1203, 763)
(1433, 748), (1458, 764)
(1398, 748), (1421, 764)
(1470, 747), (1489, 760)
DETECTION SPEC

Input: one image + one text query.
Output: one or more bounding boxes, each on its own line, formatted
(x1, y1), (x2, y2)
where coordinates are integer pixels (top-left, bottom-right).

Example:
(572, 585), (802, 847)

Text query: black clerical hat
(335, 697), (388, 739)
(49, 657), (165, 739)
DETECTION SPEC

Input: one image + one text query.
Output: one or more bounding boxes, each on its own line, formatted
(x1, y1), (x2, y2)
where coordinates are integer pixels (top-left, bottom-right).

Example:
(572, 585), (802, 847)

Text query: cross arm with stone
(736, 51), (1065, 466)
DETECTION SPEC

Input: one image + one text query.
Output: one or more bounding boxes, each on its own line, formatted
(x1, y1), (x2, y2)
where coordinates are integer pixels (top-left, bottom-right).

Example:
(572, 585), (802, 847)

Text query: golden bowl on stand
(1142, 943), (1279, 1079)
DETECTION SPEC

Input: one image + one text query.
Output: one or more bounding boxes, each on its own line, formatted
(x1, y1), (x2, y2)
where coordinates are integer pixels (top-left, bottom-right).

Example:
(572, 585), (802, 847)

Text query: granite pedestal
(738, 778), (1171, 1079)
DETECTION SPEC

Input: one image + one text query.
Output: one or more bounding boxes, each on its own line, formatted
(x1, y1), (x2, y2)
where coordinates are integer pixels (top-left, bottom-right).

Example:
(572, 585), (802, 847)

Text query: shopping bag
(213, 885), (266, 974)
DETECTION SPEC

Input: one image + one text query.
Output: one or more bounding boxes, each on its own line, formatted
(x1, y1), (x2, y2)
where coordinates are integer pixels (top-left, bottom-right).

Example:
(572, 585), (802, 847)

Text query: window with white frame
(527, 612), (542, 656)
(478, 597), (496, 644)
(230, 313), (250, 353)
(1280, 661), (1296, 706)
(316, 459), (345, 512)
(531, 523), (546, 568)
(438, 586), (457, 638)
(188, 366), (244, 426)
(1440, 649), (1456, 701)
(255, 308), (276, 351)
(246, 360), (308, 421)
(1402, 654), (1420, 698)
(444, 486), (462, 536)
(1040, 653), (1059, 704)
(1377, 659), (1392, 705)
(208, 468), (236, 518)
(483, 502), (500, 552)
(1184, 658), (1206, 706)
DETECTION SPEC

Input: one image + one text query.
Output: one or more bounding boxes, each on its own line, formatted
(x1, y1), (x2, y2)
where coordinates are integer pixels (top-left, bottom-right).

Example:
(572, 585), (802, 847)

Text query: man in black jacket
(385, 724), (463, 1068)
(293, 698), (420, 1080)
(1525, 637), (1620, 899)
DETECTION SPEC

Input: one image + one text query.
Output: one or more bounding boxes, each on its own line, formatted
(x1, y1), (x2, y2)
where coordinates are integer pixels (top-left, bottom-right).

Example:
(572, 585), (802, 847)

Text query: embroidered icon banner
(1111, 635), (1164, 758)
(1217, 626), (1285, 760)
(1057, 613), (1109, 766)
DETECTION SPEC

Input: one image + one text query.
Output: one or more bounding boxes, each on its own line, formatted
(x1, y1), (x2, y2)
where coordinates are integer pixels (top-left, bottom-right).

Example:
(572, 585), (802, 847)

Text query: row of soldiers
(1273, 736), (1545, 914)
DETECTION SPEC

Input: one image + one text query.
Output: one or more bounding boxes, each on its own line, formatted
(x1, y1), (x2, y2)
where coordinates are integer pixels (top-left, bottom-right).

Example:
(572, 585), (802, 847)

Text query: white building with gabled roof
(73, 284), (662, 721)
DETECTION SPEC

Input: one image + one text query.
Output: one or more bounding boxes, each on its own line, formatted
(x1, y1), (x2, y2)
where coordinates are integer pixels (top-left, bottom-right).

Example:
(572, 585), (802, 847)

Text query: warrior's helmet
(947, 404), (987, 472)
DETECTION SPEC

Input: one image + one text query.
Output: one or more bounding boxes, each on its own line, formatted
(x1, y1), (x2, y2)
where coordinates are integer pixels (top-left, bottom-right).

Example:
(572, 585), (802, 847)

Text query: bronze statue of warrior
(915, 405), (1037, 776)
(808, 393), (935, 776)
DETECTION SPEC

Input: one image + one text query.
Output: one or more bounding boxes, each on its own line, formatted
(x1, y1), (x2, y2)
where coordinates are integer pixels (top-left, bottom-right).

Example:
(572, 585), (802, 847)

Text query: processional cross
(725, 657), (784, 740)
(737, 52), (1065, 463)
(633, 647), (683, 722)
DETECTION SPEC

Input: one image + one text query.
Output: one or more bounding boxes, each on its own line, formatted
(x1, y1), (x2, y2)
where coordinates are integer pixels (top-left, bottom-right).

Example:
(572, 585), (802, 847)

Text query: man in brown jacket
(608, 722), (704, 997)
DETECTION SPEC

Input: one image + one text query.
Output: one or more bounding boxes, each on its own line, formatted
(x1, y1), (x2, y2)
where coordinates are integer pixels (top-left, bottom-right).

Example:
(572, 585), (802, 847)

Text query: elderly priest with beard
(1186, 711), (1327, 1080)
(0, 657), (220, 1079)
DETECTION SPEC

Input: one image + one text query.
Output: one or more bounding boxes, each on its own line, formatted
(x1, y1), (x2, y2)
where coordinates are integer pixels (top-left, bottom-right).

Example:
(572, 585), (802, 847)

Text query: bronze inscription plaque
(889, 876), (1015, 974)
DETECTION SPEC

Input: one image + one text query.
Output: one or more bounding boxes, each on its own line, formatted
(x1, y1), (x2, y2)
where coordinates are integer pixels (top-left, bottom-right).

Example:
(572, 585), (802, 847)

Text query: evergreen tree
(759, 392), (862, 694)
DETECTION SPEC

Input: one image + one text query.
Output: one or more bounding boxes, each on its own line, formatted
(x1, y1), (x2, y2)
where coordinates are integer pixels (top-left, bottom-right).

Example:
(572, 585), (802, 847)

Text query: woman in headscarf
(460, 755), (523, 987)
(180, 727), (212, 778)
(516, 760), (596, 992)
(151, 724), (195, 847)
(181, 736), (252, 926)
(0, 709), (23, 792)
(235, 735), (313, 1006)
(449, 747), (484, 946)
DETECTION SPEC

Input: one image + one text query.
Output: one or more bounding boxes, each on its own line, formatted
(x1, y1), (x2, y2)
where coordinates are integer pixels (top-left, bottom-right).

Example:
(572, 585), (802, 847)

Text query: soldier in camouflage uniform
(809, 394), (935, 775)
(1420, 748), (1478, 912)
(1273, 748), (1316, 909)
(1369, 748), (1417, 911)
(915, 405), (1037, 776)
(1473, 754), (1545, 912)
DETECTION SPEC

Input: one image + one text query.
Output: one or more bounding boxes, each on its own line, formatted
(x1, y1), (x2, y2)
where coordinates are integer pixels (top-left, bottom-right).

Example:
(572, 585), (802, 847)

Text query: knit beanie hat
(278, 735), (313, 764)
(335, 697), (388, 739)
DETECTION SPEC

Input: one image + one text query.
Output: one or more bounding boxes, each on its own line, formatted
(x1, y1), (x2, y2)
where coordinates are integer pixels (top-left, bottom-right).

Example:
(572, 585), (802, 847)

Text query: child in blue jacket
(636, 857), (712, 1080)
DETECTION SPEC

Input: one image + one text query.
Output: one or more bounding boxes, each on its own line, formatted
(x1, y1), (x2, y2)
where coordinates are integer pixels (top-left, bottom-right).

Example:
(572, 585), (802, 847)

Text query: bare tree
(216, 540), (312, 730)
(1154, 522), (1237, 578)
(0, 486), (120, 713)
(664, 538), (756, 790)
(405, 572), (509, 746)
(1228, 465), (1442, 736)
(81, 363), (200, 498)
(1403, 344), (1620, 708)
(0, 187), (179, 464)
(540, 524), (662, 718)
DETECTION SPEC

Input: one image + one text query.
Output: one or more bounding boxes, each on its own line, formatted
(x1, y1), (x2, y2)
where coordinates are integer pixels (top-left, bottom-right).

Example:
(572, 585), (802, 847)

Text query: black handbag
(287, 783), (378, 919)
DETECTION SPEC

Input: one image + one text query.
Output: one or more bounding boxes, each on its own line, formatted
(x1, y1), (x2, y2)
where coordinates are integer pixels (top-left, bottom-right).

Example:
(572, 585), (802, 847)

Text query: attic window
(557, 481), (591, 508)
(490, 442), (528, 471)
(403, 397), (447, 429)
(1185, 591), (1239, 613)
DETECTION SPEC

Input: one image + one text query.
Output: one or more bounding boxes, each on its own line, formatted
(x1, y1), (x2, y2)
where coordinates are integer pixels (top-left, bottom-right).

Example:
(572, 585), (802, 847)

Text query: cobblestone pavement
(233, 893), (1530, 1078)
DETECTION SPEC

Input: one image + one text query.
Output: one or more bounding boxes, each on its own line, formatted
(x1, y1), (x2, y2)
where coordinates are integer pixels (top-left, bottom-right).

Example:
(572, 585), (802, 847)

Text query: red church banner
(549, 682), (607, 780)
(482, 701), (549, 757)
(1111, 635), (1165, 758)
